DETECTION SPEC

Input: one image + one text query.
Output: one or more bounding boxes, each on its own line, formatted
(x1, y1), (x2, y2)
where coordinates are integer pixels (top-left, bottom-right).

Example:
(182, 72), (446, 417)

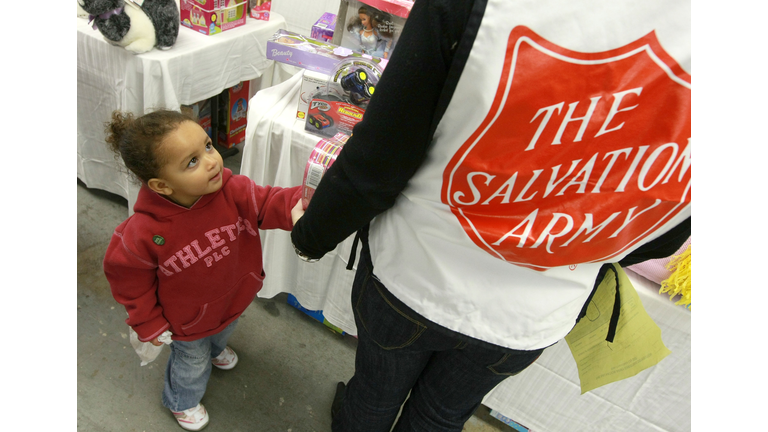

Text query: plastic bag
(129, 328), (173, 366)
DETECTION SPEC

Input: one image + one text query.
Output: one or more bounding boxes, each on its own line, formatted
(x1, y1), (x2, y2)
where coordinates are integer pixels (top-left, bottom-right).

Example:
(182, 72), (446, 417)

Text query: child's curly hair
(104, 110), (194, 183)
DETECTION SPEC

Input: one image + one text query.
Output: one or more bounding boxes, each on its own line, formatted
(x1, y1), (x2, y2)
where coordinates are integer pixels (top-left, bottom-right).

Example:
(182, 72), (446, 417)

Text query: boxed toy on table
(286, 294), (347, 336)
(334, 0), (413, 59)
(267, 29), (387, 75)
(248, 0), (271, 21)
(180, 0), (247, 35)
(302, 133), (350, 208)
(217, 81), (250, 148)
(297, 70), (331, 120)
(311, 12), (337, 42)
(304, 58), (382, 138)
(181, 98), (213, 138)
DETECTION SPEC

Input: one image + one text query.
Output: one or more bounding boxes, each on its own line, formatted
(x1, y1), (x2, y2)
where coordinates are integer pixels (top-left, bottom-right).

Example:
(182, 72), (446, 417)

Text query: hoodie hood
(133, 168), (234, 218)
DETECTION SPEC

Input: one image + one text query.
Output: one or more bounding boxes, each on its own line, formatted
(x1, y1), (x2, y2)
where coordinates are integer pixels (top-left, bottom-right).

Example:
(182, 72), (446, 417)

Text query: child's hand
(149, 337), (163, 346)
(291, 200), (305, 226)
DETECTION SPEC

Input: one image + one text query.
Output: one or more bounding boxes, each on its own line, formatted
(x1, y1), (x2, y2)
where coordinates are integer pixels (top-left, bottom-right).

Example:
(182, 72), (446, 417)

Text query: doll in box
(346, 6), (394, 59)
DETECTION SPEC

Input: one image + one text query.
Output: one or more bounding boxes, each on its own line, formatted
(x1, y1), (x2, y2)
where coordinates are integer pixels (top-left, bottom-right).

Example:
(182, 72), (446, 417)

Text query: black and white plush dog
(79, 0), (180, 53)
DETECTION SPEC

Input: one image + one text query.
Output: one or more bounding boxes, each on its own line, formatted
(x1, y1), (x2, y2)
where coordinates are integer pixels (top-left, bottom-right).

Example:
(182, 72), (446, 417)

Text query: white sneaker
(171, 403), (209, 431)
(211, 346), (238, 370)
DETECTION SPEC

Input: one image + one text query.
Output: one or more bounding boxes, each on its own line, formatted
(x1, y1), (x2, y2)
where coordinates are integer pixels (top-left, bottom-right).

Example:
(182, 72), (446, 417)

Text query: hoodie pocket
(180, 271), (264, 335)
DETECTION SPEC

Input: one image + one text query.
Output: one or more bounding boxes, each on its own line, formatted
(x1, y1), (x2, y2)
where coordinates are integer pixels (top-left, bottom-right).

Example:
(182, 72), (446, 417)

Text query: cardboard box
(217, 81), (250, 148)
(297, 70), (330, 120)
(311, 12), (337, 42)
(181, 98), (213, 138)
(334, 0), (412, 59)
(248, 0), (271, 21)
(488, 410), (533, 432)
(267, 29), (387, 75)
(180, 0), (247, 35)
(286, 294), (347, 335)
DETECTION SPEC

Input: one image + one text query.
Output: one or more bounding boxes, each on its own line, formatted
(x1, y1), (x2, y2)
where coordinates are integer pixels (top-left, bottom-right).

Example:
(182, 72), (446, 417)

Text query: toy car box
(217, 81), (250, 148)
(297, 70), (331, 120)
(267, 29), (387, 75)
(305, 96), (366, 138)
(180, 0), (247, 35)
(334, 0), (412, 59)
(248, 0), (271, 21)
(311, 12), (337, 42)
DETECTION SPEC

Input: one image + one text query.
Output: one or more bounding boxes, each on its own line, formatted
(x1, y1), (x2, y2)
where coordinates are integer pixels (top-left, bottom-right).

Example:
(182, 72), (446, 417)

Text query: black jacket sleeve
(291, 0), (479, 258)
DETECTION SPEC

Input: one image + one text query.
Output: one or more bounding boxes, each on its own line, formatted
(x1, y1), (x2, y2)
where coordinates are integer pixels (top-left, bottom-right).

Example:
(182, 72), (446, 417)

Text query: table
(241, 72), (359, 334)
(77, 13), (296, 214)
(240, 72), (691, 432)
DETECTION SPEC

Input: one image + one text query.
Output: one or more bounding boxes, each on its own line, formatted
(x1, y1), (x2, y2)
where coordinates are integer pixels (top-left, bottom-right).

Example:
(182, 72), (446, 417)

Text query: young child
(102, 109), (304, 431)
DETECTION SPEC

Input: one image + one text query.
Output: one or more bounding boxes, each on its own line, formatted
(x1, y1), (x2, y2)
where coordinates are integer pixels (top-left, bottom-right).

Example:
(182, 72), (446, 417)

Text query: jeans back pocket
(353, 272), (427, 350)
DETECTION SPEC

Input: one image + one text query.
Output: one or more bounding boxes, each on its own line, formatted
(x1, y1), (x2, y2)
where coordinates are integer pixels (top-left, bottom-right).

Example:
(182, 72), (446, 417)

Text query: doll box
(334, 0), (412, 59)
(180, 0), (247, 36)
(311, 12), (337, 43)
(248, 0), (271, 21)
(267, 29), (386, 75)
(217, 81), (250, 148)
(297, 70), (331, 120)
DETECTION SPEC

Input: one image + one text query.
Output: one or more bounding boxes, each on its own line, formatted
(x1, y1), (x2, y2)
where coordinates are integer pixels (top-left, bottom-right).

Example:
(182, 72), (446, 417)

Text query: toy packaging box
(334, 0), (412, 60)
(488, 410), (534, 432)
(305, 96), (365, 138)
(304, 58), (382, 138)
(180, 0), (247, 35)
(217, 81), (250, 148)
(248, 0), (271, 21)
(286, 294), (347, 335)
(298, 70), (331, 120)
(311, 12), (337, 42)
(267, 29), (387, 75)
(181, 98), (213, 138)
(302, 133), (350, 208)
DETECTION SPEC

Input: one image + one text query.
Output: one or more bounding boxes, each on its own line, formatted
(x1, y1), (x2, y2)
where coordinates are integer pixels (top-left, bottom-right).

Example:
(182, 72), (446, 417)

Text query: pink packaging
(302, 133), (351, 208)
(249, 0), (271, 20)
(180, 0), (247, 35)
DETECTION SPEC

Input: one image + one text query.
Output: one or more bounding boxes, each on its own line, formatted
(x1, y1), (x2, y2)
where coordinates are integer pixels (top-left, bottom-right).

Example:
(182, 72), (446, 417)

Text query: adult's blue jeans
(162, 319), (238, 412)
(333, 246), (544, 432)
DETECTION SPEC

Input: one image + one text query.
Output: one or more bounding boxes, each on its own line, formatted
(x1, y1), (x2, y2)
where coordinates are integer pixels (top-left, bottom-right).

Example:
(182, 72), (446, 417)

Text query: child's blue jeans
(161, 319), (239, 412)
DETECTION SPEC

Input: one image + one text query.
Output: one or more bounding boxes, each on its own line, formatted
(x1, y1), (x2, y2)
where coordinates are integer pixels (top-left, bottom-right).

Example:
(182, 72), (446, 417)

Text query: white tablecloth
(77, 14), (295, 214)
(241, 72), (691, 432)
(242, 72), (359, 334)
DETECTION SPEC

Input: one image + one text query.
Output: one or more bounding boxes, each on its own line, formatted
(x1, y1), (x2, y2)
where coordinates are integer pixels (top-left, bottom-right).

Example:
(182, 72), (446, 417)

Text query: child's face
(154, 121), (224, 207)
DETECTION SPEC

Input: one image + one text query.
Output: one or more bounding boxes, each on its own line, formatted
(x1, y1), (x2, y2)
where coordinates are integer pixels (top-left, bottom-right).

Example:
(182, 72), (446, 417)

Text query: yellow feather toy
(659, 245), (691, 309)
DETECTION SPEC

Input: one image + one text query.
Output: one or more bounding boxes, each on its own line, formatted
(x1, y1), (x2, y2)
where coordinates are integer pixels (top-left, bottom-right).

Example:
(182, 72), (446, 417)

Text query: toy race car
(308, 112), (334, 129)
(340, 69), (376, 105)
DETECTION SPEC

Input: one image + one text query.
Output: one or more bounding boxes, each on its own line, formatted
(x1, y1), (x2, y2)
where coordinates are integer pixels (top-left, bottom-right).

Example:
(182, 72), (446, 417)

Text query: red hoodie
(103, 169), (301, 342)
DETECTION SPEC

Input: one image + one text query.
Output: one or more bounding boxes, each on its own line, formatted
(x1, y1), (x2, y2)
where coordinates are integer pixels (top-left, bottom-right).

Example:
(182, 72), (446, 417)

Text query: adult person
(291, 0), (691, 430)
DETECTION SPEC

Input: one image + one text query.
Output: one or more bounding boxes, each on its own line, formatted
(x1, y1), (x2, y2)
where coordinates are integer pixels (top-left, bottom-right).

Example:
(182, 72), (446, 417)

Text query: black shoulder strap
(577, 263), (622, 343)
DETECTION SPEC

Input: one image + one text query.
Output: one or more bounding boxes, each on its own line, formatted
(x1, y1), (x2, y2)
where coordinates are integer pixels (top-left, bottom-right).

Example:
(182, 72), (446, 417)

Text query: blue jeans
(162, 319), (238, 412)
(333, 246), (544, 432)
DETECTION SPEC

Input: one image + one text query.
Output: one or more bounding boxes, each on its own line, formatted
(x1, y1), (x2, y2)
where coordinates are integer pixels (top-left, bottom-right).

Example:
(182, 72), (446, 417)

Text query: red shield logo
(442, 27), (691, 271)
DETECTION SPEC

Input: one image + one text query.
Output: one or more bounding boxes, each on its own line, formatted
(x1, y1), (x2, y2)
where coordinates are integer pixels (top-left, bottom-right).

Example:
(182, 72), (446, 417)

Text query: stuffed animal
(79, 0), (180, 54)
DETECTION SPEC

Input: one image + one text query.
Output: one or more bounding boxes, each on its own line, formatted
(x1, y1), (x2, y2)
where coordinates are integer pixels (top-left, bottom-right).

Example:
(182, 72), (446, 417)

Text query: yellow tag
(565, 264), (671, 394)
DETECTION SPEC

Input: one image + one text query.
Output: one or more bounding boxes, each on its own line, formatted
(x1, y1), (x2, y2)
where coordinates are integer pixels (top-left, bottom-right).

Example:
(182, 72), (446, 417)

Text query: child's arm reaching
(247, 182), (303, 231)
(291, 199), (305, 226)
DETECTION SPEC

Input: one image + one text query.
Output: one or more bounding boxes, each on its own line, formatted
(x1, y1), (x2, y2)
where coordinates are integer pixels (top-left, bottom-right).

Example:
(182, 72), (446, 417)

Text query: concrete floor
(77, 146), (510, 431)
